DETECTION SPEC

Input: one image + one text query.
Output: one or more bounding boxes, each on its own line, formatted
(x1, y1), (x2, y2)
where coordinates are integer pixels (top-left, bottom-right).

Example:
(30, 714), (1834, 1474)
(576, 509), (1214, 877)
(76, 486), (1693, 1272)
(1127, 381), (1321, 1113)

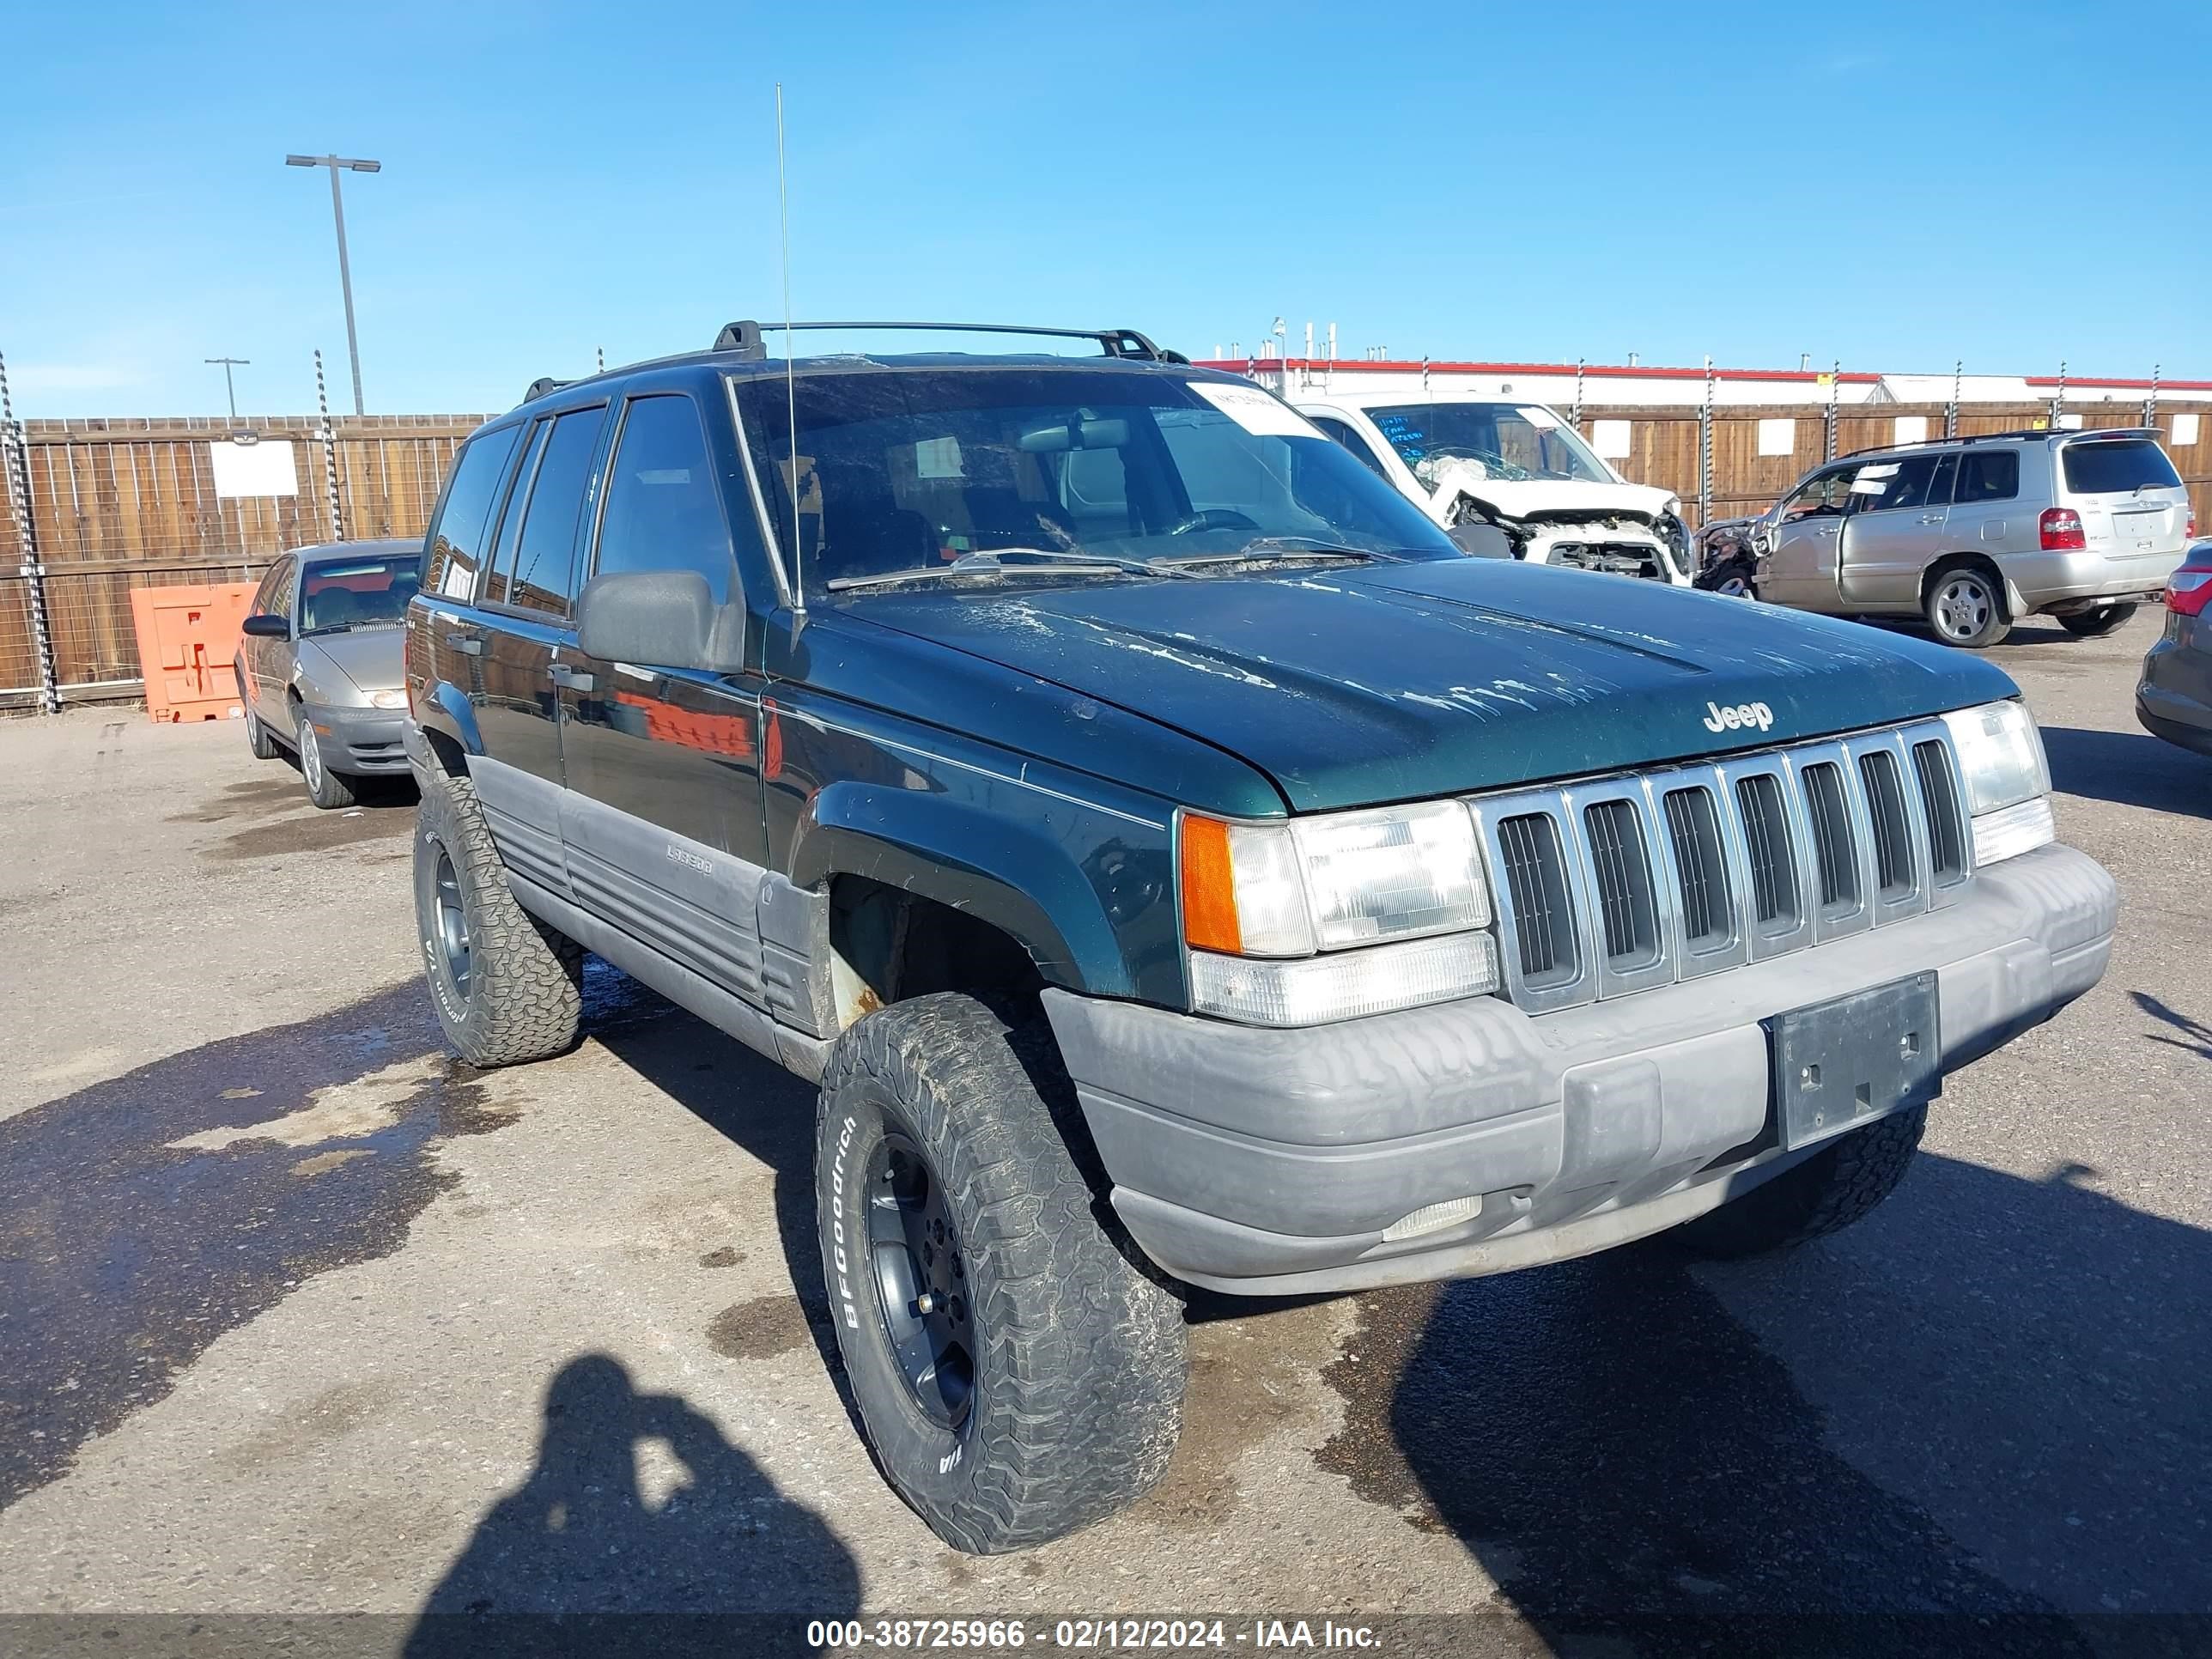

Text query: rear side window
(424, 427), (523, 599)
(592, 395), (737, 604)
(501, 408), (605, 616)
(2063, 438), (2180, 495)
(1954, 450), (2019, 505)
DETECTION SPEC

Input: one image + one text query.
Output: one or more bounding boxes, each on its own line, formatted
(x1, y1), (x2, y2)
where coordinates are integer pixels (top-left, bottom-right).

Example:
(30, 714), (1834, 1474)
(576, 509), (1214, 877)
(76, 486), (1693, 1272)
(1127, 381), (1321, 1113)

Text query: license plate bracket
(1765, 971), (1942, 1152)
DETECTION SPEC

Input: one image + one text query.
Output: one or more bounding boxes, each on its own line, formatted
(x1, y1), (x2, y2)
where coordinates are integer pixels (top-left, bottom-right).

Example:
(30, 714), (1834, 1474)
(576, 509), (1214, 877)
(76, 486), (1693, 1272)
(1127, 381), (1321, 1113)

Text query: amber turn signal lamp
(1179, 814), (1243, 953)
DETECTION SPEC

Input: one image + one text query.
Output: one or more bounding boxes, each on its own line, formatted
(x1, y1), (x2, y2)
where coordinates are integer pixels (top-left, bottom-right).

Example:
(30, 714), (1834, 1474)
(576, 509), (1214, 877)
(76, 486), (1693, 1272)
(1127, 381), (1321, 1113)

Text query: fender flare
(787, 781), (1127, 996)
(411, 681), (485, 758)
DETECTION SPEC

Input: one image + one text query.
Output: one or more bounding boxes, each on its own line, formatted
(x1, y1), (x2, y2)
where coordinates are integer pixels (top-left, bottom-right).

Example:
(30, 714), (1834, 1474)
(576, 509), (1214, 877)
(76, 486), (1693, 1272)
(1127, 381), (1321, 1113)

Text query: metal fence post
(1946, 358), (1960, 440)
(1571, 356), (1584, 429)
(1825, 362), (1839, 462)
(1697, 355), (1713, 528)
(2051, 361), (2066, 428)
(316, 349), (345, 541)
(0, 350), (59, 714)
(2144, 363), (2160, 429)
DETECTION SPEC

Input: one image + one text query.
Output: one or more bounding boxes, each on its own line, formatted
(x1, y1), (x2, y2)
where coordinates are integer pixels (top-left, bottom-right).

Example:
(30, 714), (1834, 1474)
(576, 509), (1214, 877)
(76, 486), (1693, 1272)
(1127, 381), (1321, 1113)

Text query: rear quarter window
(2062, 438), (2181, 495)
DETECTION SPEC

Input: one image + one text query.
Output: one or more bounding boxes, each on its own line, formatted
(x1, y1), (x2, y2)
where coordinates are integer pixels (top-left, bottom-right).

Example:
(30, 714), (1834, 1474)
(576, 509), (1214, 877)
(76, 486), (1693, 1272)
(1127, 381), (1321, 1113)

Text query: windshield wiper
(827, 548), (1195, 592)
(1161, 537), (1382, 567)
(301, 623), (356, 636)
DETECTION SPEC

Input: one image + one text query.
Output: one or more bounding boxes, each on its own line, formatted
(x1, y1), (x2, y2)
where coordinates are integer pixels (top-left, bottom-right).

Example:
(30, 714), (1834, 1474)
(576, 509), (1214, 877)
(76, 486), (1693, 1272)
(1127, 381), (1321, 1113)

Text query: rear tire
(1672, 1104), (1926, 1260)
(1923, 564), (2010, 648)
(2058, 603), (2136, 638)
(412, 765), (583, 1067)
(815, 994), (1187, 1553)
(243, 698), (279, 760)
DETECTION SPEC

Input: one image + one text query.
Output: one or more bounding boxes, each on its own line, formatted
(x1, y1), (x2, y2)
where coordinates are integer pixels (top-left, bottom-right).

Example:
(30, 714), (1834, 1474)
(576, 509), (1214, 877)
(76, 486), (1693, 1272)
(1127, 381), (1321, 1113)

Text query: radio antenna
(776, 82), (805, 629)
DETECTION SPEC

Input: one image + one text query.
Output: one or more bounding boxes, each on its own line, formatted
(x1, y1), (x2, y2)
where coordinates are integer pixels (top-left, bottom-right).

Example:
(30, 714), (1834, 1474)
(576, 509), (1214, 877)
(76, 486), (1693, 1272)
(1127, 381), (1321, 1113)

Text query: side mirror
(1448, 522), (1514, 560)
(575, 569), (744, 672)
(240, 612), (289, 639)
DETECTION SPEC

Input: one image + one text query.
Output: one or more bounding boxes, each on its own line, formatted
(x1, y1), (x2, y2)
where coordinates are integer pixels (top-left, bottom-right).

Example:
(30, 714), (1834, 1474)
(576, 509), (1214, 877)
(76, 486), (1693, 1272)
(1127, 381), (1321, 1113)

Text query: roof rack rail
(710, 319), (1167, 361)
(1841, 424), (2160, 459)
(524, 375), (576, 402)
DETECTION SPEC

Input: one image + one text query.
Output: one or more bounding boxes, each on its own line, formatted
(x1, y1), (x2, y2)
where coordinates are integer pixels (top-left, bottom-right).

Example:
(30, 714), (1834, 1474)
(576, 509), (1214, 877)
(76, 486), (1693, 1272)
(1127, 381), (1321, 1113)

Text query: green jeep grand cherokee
(403, 322), (2117, 1553)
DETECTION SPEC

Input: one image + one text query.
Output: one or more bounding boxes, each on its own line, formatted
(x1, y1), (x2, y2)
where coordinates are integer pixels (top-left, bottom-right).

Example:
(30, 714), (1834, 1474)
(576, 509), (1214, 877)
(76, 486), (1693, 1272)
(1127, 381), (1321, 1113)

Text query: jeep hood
(1431, 475), (1676, 526)
(837, 559), (2015, 813)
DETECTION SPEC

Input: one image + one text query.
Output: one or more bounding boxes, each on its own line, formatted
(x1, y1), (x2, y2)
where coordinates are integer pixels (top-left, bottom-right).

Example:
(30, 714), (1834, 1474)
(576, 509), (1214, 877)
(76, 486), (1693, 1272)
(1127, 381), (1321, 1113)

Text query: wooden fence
(3, 401), (2206, 708)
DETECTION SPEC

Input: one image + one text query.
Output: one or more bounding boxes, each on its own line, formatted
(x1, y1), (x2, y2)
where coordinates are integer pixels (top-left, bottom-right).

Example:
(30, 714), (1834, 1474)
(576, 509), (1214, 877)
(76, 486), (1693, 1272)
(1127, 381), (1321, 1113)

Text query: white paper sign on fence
(208, 439), (300, 499)
(1591, 419), (1632, 459)
(1757, 418), (1796, 457)
(1892, 416), (1928, 446)
(2173, 412), (2201, 447)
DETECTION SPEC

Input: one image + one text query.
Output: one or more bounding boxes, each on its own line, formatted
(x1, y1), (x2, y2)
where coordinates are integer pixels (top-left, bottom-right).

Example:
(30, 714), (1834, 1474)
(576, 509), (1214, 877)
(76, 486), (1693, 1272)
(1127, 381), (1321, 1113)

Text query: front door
(1759, 465), (1857, 609)
(1839, 451), (1955, 608)
(556, 388), (774, 1007)
(242, 555), (296, 720)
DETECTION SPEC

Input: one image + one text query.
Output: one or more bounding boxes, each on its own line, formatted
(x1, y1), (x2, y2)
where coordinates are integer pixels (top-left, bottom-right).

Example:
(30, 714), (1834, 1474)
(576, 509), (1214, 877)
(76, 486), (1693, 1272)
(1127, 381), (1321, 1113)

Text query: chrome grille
(1583, 798), (1659, 968)
(1470, 718), (1971, 1012)
(1497, 812), (1577, 988)
(1735, 772), (1797, 927)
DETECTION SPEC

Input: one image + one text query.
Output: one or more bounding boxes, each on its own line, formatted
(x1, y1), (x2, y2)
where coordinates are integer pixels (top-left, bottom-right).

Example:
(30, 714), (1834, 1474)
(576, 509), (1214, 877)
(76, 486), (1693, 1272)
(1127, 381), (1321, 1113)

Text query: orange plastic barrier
(128, 582), (259, 724)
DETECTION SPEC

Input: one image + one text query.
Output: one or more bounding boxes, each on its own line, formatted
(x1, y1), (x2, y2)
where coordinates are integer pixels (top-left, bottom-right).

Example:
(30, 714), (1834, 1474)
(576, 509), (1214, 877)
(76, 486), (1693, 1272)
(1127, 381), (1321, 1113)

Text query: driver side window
(1780, 468), (1854, 522)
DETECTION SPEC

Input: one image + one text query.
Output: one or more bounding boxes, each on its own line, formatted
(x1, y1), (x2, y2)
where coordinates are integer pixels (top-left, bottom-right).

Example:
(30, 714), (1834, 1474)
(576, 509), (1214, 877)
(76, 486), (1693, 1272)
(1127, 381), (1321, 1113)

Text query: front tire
(2058, 603), (2136, 638)
(295, 710), (358, 809)
(1672, 1104), (1926, 1260)
(815, 994), (1187, 1553)
(1924, 565), (2010, 648)
(412, 766), (583, 1066)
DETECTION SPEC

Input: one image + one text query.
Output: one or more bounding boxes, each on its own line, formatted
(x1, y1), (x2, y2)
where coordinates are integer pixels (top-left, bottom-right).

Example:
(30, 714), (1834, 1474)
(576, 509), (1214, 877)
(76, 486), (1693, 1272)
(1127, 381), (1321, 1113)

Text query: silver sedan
(234, 539), (421, 808)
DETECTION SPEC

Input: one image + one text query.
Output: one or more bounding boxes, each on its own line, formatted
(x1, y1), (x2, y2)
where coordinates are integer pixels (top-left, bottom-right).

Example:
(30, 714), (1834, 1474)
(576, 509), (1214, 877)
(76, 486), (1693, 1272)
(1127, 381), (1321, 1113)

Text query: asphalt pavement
(0, 610), (2207, 1657)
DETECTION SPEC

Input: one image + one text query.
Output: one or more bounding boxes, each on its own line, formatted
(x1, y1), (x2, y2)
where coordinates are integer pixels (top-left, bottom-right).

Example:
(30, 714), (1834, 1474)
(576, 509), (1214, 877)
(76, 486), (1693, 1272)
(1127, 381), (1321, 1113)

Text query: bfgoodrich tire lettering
(412, 765), (583, 1067)
(816, 993), (1187, 1553)
(1671, 1103), (1926, 1260)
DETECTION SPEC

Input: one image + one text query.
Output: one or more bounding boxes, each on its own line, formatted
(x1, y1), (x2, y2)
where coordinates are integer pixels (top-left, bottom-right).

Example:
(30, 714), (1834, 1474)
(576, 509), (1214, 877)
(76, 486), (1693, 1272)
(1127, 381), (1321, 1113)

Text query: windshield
(300, 556), (420, 632)
(1365, 402), (1613, 486)
(2062, 438), (2181, 495)
(730, 369), (1457, 599)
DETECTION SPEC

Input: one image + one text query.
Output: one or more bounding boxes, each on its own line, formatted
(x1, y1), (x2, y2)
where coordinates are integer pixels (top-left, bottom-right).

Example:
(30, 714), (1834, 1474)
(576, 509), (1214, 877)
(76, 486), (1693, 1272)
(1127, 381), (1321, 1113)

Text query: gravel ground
(0, 611), (2206, 1656)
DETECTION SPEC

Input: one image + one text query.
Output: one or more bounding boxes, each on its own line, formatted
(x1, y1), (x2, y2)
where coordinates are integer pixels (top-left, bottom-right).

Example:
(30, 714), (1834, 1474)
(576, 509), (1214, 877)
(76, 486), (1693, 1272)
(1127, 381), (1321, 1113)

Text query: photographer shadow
(407, 1353), (859, 1658)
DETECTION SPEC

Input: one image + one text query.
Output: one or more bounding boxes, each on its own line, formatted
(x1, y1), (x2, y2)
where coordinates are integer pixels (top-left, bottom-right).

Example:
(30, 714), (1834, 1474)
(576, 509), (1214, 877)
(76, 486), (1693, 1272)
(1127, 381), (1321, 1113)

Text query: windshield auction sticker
(1191, 382), (1326, 441)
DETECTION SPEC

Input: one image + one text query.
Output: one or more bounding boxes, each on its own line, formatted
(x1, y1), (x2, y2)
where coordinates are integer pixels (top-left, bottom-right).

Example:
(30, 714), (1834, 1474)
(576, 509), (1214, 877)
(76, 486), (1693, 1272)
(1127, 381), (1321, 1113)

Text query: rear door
(1839, 451), (1954, 606)
(1944, 446), (2026, 557)
(2061, 434), (2190, 562)
(471, 402), (609, 802)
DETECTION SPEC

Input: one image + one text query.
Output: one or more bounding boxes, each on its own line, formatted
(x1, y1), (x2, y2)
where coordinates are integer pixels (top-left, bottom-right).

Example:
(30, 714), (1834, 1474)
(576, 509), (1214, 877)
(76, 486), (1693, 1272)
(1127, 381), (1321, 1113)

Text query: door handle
(1918, 513), (1946, 524)
(549, 663), (596, 693)
(444, 630), (483, 657)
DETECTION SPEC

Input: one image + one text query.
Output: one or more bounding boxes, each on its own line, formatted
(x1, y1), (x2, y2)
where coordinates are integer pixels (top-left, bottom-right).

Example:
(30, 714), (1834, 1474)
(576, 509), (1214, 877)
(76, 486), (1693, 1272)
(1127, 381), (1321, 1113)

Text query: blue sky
(3, 0), (2205, 417)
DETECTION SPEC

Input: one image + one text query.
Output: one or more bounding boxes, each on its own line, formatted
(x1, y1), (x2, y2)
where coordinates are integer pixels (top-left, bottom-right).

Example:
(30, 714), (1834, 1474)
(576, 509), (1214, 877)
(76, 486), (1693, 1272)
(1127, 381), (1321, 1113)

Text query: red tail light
(2168, 560), (2212, 618)
(2039, 507), (2086, 550)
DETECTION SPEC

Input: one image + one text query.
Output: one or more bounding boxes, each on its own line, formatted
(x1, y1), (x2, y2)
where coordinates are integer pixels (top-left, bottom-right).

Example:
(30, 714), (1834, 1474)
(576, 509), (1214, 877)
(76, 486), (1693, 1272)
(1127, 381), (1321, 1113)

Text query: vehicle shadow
(406, 1353), (859, 1657)
(1340, 1152), (2212, 1652)
(2039, 724), (2212, 817)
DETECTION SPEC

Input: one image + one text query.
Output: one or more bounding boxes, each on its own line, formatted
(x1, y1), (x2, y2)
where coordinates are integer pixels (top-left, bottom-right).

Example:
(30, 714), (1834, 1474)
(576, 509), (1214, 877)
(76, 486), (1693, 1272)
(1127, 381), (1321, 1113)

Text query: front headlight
(368, 687), (410, 710)
(1180, 801), (1498, 1024)
(1942, 699), (2054, 866)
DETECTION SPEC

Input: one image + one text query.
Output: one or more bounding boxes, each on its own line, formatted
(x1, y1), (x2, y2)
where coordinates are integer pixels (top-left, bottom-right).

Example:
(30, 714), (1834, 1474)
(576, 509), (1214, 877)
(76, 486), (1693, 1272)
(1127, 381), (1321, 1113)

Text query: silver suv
(1705, 428), (2193, 647)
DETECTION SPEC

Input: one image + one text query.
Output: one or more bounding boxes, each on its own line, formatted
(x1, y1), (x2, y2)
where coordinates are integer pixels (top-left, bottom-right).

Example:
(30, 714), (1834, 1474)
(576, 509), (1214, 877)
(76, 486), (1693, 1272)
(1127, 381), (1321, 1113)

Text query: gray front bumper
(1042, 842), (2116, 1295)
(303, 702), (409, 775)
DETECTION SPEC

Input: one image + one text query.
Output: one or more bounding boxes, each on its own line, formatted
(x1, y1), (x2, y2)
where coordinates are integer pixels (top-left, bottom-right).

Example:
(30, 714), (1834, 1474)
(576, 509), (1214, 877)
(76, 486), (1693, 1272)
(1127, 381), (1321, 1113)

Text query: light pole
(284, 153), (380, 416)
(204, 357), (249, 421)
